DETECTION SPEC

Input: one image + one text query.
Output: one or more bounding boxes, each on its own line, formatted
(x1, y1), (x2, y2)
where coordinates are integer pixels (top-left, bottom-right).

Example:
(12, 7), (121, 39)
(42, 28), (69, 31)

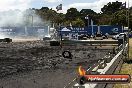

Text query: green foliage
(111, 10), (127, 26)
(63, 18), (85, 27)
(101, 1), (124, 14)
(30, 1), (132, 29)
(72, 18), (85, 27)
(63, 20), (71, 27)
(65, 8), (80, 21)
(129, 14), (132, 29)
(40, 7), (49, 12)
(80, 9), (96, 18)
(97, 14), (112, 25)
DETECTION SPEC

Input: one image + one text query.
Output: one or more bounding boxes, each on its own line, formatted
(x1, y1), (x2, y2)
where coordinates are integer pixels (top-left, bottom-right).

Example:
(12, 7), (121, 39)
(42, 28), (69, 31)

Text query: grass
(114, 38), (132, 88)
(113, 63), (132, 88)
(129, 38), (132, 59)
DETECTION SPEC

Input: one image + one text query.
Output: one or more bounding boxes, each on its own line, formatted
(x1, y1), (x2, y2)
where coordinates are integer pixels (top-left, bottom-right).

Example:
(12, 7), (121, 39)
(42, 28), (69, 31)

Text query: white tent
(61, 27), (71, 32)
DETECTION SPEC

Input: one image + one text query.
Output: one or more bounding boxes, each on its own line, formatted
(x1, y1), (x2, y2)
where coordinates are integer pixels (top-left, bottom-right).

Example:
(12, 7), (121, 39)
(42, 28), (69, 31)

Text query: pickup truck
(112, 33), (127, 40)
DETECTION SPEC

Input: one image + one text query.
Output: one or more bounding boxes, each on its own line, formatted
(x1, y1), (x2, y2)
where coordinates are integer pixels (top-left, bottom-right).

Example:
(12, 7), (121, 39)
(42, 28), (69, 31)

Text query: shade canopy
(61, 27), (71, 32)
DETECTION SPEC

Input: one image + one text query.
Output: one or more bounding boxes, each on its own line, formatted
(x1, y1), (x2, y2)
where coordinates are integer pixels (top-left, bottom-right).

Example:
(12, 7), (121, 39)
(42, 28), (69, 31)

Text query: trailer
(59, 25), (123, 38)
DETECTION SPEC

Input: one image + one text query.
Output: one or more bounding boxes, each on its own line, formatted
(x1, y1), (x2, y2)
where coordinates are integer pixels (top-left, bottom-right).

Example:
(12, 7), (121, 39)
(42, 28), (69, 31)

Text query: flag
(56, 4), (62, 11)
(121, 2), (126, 9)
(122, 2), (126, 7)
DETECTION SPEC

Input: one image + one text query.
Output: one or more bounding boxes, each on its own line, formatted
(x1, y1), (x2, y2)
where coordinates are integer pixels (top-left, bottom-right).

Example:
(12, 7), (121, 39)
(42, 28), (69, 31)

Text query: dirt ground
(0, 40), (114, 88)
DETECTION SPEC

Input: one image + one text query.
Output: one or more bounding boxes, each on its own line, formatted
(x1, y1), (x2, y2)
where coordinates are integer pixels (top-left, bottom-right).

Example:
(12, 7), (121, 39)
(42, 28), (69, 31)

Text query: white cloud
(54, 0), (132, 13)
(0, 0), (131, 13)
(0, 0), (62, 11)
(0, 0), (32, 11)
(43, 0), (62, 3)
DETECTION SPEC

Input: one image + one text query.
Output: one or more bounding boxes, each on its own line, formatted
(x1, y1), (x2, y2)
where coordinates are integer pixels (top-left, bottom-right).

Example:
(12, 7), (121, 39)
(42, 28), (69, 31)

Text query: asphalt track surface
(0, 41), (114, 88)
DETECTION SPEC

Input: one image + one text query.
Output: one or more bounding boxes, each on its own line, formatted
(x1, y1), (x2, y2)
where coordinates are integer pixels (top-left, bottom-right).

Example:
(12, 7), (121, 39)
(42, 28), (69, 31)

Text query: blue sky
(0, 0), (131, 13)
(31, 0), (94, 8)
(30, 0), (103, 13)
(30, 0), (132, 13)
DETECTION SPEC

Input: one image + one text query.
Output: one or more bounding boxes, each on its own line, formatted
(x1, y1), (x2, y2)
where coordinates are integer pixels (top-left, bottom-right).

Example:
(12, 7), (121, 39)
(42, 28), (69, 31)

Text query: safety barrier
(73, 43), (128, 88)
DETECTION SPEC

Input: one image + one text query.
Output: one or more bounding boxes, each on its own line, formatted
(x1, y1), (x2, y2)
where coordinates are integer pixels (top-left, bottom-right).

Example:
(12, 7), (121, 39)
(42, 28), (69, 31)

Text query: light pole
(29, 15), (33, 27)
(127, 0), (130, 60)
(85, 15), (89, 27)
(91, 19), (94, 36)
(31, 15), (33, 27)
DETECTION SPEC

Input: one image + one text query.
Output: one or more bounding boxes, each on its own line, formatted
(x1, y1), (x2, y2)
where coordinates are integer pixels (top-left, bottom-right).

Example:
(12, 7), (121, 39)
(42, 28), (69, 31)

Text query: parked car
(78, 34), (89, 40)
(94, 32), (103, 40)
(112, 33), (127, 40)
(103, 33), (109, 39)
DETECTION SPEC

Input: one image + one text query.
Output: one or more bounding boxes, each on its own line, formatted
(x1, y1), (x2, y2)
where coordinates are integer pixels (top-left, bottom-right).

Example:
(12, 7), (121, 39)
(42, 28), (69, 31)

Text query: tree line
(32, 1), (132, 29)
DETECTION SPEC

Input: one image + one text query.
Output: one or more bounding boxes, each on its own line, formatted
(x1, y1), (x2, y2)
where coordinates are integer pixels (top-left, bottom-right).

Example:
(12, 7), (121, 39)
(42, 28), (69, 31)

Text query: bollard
(104, 55), (111, 63)
(113, 47), (116, 54)
(118, 36), (124, 46)
(98, 62), (107, 69)
(90, 65), (100, 74)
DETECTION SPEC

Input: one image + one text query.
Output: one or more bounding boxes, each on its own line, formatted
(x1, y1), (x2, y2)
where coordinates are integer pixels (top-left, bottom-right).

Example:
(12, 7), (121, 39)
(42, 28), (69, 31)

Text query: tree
(130, 7), (132, 12)
(65, 8), (80, 21)
(101, 1), (124, 14)
(63, 20), (71, 27)
(23, 3), (131, 29)
(98, 14), (112, 25)
(54, 13), (65, 26)
(129, 12), (132, 30)
(72, 18), (85, 27)
(80, 9), (96, 16)
(79, 9), (96, 26)
(44, 9), (57, 22)
(111, 10), (128, 26)
(40, 7), (49, 12)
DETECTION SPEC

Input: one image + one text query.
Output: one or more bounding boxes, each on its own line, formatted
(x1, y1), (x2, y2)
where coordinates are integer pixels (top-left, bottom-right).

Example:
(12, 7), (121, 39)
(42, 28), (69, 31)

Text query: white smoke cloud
(0, 9), (47, 27)
(0, 0), (32, 11)
(0, 0), (48, 27)
(0, 0), (51, 39)
(0, 10), (23, 26)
